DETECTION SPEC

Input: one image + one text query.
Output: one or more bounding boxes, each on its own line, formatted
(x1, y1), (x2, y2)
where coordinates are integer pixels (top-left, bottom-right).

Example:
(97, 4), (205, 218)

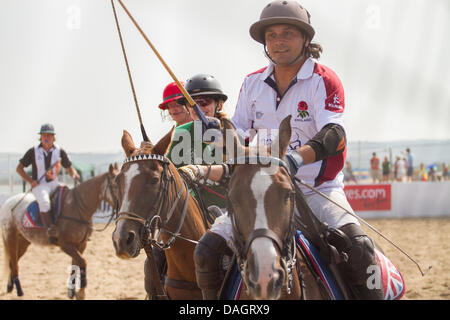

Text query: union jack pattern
(22, 212), (38, 228)
(375, 249), (405, 300)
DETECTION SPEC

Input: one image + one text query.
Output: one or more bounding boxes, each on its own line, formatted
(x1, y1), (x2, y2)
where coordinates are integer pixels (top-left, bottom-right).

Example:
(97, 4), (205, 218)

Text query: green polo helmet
(38, 123), (55, 135)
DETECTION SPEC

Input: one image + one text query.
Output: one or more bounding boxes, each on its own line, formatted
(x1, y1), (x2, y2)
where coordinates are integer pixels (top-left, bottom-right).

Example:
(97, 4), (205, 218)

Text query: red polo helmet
(158, 81), (185, 110)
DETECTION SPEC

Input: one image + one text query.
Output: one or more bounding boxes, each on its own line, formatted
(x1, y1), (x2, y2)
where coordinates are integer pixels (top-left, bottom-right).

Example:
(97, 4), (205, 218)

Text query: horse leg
(75, 241), (88, 300)
(59, 242), (87, 300)
(2, 226), (25, 297)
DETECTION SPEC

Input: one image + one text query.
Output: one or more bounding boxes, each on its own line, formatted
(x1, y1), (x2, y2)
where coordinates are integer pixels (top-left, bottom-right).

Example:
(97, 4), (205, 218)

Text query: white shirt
(232, 58), (347, 195)
(34, 144), (61, 184)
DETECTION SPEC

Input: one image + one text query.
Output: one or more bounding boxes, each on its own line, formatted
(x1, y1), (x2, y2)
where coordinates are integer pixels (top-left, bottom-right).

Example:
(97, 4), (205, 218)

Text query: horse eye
(148, 177), (159, 185)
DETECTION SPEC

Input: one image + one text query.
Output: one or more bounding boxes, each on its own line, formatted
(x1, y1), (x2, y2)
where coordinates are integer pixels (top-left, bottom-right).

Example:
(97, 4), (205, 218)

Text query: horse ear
(272, 115), (292, 158)
(114, 162), (119, 170)
(220, 118), (246, 162)
(109, 163), (114, 173)
(152, 126), (175, 156)
(122, 130), (137, 157)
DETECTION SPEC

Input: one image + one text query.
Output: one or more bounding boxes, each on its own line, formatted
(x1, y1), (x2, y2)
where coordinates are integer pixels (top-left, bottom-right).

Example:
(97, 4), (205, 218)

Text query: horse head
(222, 115), (296, 300)
(112, 128), (174, 259)
(102, 163), (120, 208)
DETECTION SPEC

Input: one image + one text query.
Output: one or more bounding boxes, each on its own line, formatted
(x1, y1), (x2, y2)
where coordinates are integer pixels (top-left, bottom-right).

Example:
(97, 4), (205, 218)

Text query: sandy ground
(0, 219), (449, 300)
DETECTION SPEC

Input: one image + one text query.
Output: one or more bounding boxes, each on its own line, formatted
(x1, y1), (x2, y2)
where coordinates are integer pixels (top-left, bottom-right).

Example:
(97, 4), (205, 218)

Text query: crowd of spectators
(344, 148), (449, 184)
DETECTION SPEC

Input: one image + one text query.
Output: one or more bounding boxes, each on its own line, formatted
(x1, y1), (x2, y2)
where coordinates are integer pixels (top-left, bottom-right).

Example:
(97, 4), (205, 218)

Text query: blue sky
(0, 0), (449, 153)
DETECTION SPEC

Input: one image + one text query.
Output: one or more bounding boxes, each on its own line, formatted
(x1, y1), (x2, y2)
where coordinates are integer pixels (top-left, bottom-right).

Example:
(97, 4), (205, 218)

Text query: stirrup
(47, 224), (59, 238)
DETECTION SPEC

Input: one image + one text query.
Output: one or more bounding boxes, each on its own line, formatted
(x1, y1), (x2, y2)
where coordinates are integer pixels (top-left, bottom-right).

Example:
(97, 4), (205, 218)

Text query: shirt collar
(38, 143), (55, 154)
(297, 58), (315, 80)
(261, 58), (315, 81)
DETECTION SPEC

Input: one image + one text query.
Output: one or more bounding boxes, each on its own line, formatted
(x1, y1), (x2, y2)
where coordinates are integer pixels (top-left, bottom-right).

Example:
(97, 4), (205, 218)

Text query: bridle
(93, 173), (120, 232)
(115, 154), (191, 251)
(226, 156), (298, 294)
(58, 172), (120, 242)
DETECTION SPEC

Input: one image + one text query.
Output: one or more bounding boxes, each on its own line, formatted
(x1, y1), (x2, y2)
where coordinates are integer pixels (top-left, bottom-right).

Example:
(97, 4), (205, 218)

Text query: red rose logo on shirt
(297, 101), (309, 119)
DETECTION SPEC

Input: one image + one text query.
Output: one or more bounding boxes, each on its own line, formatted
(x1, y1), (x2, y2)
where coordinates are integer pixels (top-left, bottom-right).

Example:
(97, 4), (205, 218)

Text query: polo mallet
(112, 0), (215, 132)
(111, 0), (149, 142)
(296, 177), (432, 277)
(11, 159), (61, 212)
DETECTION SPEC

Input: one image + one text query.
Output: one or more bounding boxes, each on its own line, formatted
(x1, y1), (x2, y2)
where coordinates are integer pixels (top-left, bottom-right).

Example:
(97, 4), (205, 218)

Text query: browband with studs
(123, 154), (170, 165)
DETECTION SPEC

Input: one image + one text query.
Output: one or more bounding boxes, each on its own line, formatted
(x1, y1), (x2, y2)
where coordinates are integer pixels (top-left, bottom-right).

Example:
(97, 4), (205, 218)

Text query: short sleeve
(19, 148), (34, 167)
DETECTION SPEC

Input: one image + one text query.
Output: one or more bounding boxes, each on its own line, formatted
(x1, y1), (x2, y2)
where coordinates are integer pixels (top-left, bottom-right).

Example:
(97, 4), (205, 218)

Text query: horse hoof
(67, 288), (76, 299)
(7, 283), (13, 293)
(76, 288), (86, 300)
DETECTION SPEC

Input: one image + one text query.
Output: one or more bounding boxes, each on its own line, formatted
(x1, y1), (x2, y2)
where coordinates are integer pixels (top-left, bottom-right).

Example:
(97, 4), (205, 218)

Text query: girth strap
(164, 276), (200, 291)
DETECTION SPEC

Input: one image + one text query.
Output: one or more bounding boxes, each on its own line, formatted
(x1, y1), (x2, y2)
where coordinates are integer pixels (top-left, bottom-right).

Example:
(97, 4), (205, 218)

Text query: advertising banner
(344, 184), (391, 211)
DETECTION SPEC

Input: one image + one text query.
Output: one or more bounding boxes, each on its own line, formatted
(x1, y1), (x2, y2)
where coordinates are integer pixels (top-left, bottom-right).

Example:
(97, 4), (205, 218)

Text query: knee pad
(338, 224), (378, 283)
(194, 231), (231, 289)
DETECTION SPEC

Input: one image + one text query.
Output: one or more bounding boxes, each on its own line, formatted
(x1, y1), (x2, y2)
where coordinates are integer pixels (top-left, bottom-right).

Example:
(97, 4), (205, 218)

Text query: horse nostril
(273, 268), (285, 290)
(126, 231), (135, 246)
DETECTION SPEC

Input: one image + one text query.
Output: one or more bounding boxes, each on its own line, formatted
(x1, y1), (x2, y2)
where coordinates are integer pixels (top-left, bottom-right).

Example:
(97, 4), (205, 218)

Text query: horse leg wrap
(144, 247), (167, 298)
(338, 223), (384, 300)
(194, 231), (232, 300)
(12, 276), (24, 297)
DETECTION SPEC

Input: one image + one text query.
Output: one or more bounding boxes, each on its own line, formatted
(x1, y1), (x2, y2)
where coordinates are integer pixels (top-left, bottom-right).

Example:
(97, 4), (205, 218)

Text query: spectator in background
(395, 156), (406, 182)
(419, 163), (428, 181)
(344, 161), (358, 184)
(406, 148), (414, 182)
(443, 163), (449, 181)
(382, 156), (390, 182)
(428, 165), (436, 182)
(370, 152), (380, 183)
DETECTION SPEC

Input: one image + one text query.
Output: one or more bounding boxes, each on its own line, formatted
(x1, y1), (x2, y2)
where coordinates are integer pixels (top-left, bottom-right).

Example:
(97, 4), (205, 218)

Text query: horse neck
(165, 163), (205, 238)
(162, 163), (205, 282)
(70, 173), (107, 218)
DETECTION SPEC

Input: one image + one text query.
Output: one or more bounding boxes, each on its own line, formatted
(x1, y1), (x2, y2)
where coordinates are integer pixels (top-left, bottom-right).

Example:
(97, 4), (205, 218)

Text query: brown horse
(0, 164), (119, 299)
(112, 129), (206, 299)
(222, 116), (326, 300)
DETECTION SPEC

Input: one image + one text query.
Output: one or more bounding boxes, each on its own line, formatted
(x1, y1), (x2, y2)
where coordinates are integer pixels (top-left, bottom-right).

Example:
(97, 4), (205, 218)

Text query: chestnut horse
(0, 164), (119, 299)
(222, 116), (326, 300)
(112, 129), (206, 299)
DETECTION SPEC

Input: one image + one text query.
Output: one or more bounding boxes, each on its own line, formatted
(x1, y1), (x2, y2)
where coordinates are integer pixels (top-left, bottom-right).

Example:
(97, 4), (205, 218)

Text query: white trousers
(31, 180), (59, 212)
(210, 189), (360, 249)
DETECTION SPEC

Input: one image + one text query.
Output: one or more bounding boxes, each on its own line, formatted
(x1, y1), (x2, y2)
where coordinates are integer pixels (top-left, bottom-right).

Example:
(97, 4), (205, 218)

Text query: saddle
(22, 185), (68, 229)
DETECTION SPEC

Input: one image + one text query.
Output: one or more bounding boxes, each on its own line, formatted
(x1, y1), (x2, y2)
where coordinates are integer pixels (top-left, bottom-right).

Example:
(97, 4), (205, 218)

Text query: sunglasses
(193, 96), (215, 107)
